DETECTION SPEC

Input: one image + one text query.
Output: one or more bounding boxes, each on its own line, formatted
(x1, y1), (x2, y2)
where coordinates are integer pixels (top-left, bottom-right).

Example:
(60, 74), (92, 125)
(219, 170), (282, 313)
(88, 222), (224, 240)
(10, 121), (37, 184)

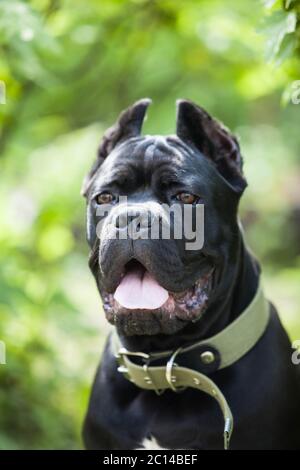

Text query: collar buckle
(116, 347), (150, 361)
(166, 347), (186, 393)
(115, 347), (151, 383)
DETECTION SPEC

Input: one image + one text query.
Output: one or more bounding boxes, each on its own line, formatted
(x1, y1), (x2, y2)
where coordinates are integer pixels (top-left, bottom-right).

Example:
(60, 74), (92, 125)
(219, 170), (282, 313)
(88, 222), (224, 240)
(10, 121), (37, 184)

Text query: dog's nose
(115, 212), (129, 229)
(115, 208), (152, 235)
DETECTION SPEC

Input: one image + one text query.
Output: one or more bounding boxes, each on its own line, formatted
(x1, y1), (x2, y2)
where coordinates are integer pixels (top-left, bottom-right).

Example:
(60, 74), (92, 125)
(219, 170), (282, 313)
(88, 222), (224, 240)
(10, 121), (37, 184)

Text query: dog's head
(82, 99), (247, 337)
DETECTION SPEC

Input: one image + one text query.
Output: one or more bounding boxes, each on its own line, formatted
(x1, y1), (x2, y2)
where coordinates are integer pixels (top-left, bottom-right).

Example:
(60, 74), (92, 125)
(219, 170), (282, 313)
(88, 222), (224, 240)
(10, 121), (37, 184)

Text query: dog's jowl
(82, 99), (300, 450)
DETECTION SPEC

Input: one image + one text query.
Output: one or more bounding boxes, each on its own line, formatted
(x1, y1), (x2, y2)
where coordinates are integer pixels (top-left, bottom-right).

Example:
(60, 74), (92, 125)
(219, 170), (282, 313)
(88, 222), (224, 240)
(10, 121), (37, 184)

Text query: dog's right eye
(175, 192), (198, 204)
(95, 192), (114, 204)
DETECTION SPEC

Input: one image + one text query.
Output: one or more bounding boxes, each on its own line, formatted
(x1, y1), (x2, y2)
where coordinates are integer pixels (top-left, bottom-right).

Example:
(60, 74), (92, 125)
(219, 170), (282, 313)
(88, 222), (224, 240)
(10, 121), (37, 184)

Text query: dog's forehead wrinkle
(115, 136), (186, 185)
(140, 136), (186, 179)
(92, 134), (206, 194)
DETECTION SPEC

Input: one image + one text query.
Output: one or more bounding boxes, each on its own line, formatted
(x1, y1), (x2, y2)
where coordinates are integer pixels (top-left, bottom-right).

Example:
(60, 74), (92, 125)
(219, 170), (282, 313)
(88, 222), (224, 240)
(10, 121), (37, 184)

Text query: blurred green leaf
(261, 10), (297, 61)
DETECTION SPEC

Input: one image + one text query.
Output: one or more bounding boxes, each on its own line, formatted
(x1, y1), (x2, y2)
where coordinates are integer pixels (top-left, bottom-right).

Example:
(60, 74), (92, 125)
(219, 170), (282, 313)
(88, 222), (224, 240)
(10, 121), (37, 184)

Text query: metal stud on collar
(143, 363), (153, 385)
(200, 350), (215, 364)
(143, 361), (165, 395)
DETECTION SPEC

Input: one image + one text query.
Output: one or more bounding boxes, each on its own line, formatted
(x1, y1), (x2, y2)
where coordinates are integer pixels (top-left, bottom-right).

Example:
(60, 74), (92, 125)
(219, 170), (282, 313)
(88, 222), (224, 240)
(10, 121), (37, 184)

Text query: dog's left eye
(176, 192), (197, 204)
(95, 192), (114, 204)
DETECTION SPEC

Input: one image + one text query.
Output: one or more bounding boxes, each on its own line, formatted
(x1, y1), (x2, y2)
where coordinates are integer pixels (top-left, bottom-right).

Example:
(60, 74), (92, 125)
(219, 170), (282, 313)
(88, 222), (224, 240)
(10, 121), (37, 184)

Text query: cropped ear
(176, 99), (247, 193)
(81, 98), (151, 197)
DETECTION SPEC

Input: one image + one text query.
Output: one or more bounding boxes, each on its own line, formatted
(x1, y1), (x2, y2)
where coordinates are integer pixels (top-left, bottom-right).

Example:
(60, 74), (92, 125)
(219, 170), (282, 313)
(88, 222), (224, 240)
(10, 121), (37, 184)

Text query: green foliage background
(0, 0), (299, 449)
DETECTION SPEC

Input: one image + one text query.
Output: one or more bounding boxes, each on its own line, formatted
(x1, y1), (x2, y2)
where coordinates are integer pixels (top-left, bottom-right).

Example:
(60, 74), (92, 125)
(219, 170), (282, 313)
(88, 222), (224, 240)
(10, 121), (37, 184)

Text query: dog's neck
(118, 233), (260, 354)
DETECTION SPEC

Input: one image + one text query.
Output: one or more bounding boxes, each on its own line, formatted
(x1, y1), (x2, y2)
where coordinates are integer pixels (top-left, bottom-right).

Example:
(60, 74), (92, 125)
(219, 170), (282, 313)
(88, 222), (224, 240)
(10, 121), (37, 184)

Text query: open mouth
(102, 259), (213, 336)
(114, 259), (169, 310)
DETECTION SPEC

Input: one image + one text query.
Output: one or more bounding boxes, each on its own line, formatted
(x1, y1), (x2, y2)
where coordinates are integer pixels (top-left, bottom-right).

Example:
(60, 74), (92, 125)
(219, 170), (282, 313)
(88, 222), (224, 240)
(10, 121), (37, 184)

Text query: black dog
(82, 99), (300, 450)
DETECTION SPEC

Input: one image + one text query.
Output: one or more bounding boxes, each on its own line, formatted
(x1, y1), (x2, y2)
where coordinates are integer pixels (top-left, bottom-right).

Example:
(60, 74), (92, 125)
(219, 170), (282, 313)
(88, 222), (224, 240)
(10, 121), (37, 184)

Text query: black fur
(82, 100), (300, 449)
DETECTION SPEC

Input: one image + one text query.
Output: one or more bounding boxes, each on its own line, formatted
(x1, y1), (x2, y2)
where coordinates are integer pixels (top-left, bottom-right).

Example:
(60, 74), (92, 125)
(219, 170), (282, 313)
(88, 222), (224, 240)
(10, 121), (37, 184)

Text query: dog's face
(83, 99), (247, 337)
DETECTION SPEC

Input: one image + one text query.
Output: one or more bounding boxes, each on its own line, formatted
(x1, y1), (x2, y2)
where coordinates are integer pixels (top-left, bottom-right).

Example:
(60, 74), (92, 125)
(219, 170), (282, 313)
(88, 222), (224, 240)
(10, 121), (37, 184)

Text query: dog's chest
(136, 436), (169, 450)
(132, 387), (218, 450)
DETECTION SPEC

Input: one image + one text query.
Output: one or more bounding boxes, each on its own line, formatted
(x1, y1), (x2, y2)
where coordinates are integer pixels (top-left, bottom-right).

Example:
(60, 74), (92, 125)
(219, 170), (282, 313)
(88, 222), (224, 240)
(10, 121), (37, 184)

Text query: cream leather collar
(112, 282), (270, 449)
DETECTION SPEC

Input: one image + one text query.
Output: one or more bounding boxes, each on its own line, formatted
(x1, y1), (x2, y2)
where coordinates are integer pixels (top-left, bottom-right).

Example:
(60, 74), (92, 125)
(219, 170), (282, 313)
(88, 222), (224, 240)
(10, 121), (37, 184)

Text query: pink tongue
(114, 268), (169, 310)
